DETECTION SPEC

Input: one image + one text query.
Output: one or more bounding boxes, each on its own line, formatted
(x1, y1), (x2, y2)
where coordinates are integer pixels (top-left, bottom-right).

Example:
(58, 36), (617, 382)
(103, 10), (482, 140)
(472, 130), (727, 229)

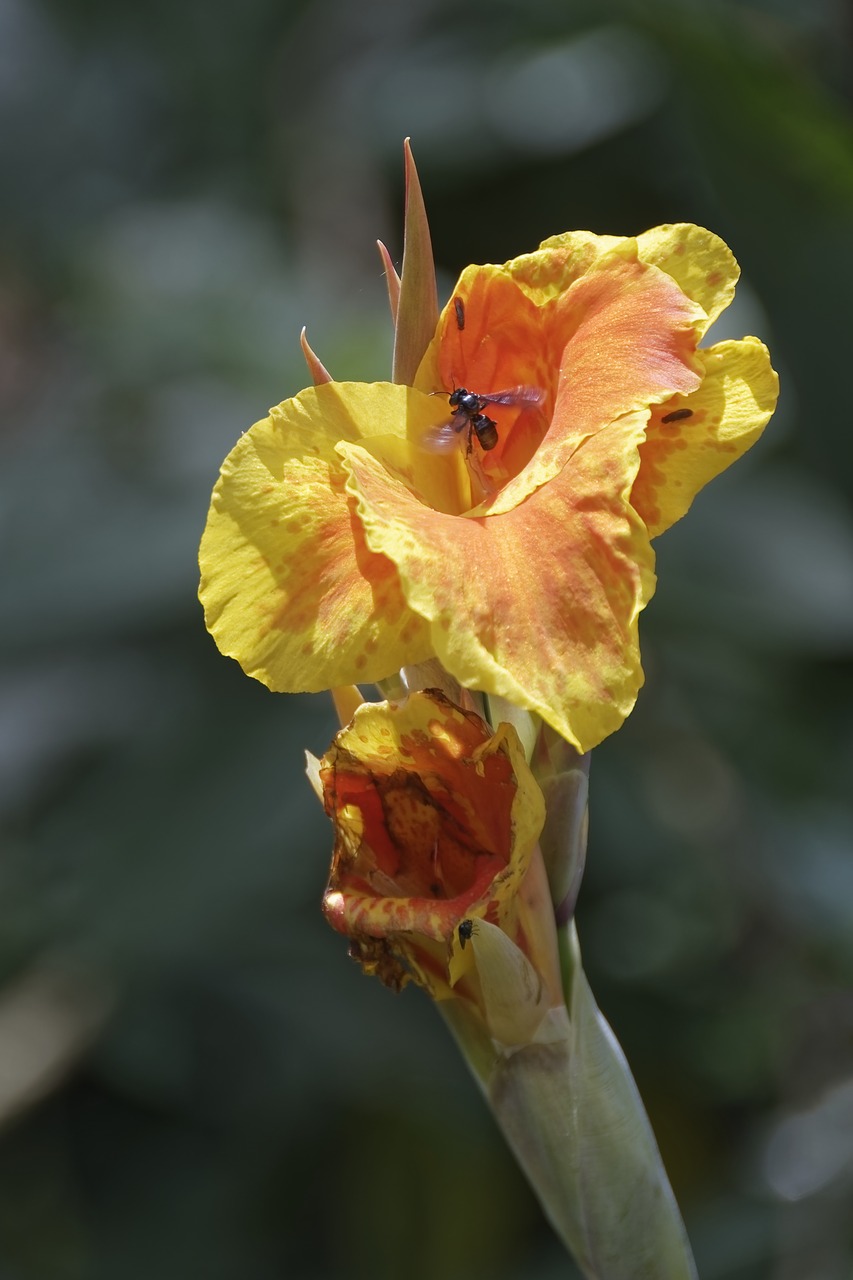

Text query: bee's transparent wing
(420, 418), (466, 453)
(481, 385), (545, 408)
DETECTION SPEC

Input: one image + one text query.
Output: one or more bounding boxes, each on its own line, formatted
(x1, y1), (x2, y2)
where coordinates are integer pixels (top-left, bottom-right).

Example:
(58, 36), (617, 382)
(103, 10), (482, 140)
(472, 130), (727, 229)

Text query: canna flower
(200, 224), (778, 752)
(312, 687), (566, 1048)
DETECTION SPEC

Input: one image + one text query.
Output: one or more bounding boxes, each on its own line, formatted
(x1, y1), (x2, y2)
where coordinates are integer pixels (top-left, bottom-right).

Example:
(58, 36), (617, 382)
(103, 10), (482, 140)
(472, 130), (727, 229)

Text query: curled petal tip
(305, 750), (324, 801)
(377, 240), (401, 324)
(300, 327), (333, 386)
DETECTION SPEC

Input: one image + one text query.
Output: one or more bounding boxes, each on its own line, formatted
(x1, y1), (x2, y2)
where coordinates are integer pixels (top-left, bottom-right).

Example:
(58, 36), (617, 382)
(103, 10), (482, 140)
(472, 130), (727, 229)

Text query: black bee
(425, 385), (544, 455)
(458, 919), (475, 949)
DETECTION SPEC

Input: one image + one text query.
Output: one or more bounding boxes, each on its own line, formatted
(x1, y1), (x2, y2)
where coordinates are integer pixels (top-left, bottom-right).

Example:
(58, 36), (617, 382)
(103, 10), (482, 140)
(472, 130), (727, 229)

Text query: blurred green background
(2, 0), (853, 1276)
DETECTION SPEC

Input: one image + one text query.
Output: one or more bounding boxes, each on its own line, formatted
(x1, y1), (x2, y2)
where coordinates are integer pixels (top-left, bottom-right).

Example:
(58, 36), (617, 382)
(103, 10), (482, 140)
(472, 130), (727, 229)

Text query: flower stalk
(442, 774), (697, 1280)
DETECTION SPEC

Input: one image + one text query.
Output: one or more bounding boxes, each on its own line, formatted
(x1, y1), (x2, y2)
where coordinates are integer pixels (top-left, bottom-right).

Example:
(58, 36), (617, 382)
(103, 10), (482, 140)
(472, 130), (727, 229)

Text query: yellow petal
(528, 224), (739, 332)
(507, 230), (623, 304)
(341, 411), (655, 753)
(632, 337), (779, 538)
(636, 223), (740, 331)
(199, 382), (443, 691)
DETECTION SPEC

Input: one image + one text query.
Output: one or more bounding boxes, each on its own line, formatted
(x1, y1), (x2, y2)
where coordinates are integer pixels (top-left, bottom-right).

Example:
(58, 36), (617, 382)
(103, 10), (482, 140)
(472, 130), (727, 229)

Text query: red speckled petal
(320, 691), (544, 998)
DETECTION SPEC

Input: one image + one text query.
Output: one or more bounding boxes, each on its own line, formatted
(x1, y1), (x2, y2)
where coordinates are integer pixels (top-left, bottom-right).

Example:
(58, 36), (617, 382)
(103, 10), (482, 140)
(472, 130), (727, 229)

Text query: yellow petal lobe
(632, 337), (779, 538)
(199, 382), (444, 691)
(635, 223), (740, 330)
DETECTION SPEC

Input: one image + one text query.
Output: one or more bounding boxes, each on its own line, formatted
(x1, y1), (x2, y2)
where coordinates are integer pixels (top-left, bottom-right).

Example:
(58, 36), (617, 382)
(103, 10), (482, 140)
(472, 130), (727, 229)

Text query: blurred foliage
(2, 0), (853, 1276)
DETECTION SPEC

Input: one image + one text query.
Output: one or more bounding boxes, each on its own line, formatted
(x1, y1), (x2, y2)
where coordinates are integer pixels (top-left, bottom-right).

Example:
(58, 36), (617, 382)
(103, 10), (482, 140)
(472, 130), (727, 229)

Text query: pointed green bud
(392, 139), (439, 386)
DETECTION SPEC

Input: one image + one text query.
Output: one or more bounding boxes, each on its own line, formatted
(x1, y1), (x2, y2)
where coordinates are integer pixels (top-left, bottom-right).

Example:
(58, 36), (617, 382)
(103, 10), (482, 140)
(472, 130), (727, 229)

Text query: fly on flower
(424, 385), (545, 455)
(458, 918), (476, 949)
(660, 407), (694, 424)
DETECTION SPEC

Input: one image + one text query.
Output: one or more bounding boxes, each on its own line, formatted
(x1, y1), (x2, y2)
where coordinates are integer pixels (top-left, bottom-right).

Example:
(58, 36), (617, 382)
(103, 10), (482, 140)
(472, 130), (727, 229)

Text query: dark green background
(2, 0), (852, 1275)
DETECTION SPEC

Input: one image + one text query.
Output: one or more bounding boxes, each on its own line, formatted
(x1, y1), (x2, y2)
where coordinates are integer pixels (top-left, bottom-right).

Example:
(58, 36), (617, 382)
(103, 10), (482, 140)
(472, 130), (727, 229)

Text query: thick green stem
(441, 937), (697, 1280)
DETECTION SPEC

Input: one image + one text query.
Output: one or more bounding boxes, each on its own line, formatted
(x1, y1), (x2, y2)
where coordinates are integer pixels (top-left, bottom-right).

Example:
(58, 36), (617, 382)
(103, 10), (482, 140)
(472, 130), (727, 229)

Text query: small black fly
(661, 407), (694, 424)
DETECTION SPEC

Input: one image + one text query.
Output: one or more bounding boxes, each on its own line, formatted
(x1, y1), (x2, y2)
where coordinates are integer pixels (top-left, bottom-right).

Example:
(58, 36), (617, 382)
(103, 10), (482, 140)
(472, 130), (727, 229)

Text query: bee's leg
(465, 448), (494, 504)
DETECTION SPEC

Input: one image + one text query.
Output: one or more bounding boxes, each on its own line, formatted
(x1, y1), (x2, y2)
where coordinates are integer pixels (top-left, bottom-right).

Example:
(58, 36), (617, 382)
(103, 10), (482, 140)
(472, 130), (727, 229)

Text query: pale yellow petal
(636, 224), (740, 330)
(632, 337), (779, 538)
(199, 382), (439, 691)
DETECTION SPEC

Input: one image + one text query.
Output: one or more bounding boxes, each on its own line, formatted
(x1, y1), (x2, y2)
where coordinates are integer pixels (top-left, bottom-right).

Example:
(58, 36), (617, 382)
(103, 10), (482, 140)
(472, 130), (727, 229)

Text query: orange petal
(340, 411), (655, 753)
(415, 265), (555, 487)
(497, 252), (704, 510)
(419, 253), (704, 513)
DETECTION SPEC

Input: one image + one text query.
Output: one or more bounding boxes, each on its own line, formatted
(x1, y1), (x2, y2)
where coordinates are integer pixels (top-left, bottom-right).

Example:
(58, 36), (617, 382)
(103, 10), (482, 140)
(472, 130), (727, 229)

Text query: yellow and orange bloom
(312, 688), (566, 1048)
(199, 224), (778, 752)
